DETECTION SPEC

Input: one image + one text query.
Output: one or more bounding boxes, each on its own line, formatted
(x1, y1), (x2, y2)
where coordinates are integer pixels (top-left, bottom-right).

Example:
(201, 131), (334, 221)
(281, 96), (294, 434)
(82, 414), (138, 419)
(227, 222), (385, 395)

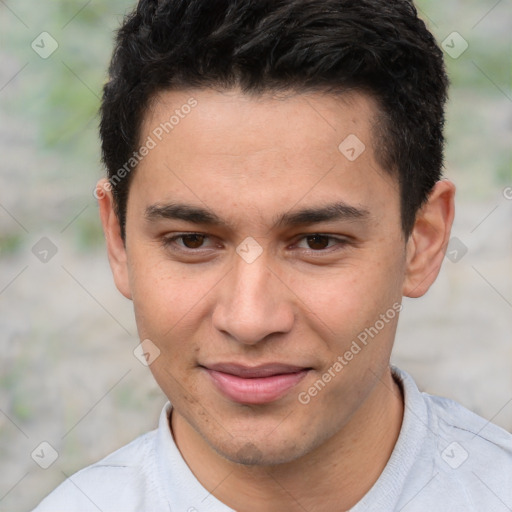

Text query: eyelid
(161, 232), (218, 251)
(292, 233), (351, 252)
(161, 232), (352, 254)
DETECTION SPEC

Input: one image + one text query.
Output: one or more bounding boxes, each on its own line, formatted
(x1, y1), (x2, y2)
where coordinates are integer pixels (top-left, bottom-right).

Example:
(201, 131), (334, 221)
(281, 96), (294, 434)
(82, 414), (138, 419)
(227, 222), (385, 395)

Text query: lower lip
(205, 368), (310, 404)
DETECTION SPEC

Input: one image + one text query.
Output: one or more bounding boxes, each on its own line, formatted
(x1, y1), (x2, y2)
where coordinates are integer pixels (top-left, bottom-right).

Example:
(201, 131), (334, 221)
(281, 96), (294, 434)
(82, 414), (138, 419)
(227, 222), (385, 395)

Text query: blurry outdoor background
(0, 0), (511, 510)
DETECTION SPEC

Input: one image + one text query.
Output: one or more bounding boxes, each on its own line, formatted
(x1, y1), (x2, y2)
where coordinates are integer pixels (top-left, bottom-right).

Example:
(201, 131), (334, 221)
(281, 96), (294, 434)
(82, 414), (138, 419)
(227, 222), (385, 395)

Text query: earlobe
(96, 179), (132, 300)
(403, 179), (456, 298)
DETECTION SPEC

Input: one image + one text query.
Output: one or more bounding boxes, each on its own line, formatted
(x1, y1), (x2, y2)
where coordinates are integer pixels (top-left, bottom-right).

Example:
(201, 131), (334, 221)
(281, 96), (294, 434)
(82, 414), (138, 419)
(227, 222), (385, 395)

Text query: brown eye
(180, 234), (206, 249)
(294, 234), (349, 254)
(161, 233), (217, 254)
(306, 234), (331, 250)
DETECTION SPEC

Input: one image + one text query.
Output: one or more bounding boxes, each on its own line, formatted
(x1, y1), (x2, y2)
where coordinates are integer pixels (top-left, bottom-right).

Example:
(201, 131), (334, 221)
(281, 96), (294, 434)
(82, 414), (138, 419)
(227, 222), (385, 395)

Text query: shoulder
(423, 390), (512, 508)
(394, 366), (512, 466)
(424, 391), (512, 462)
(389, 367), (512, 510)
(32, 430), (163, 512)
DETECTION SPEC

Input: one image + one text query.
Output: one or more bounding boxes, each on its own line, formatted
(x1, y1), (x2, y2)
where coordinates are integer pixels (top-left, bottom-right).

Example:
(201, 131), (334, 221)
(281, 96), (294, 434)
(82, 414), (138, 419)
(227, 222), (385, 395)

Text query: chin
(210, 433), (311, 467)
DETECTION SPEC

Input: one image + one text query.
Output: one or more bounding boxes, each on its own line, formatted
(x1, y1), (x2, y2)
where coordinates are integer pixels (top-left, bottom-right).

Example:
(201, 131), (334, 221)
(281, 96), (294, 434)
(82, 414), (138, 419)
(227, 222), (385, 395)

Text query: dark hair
(100, 0), (448, 240)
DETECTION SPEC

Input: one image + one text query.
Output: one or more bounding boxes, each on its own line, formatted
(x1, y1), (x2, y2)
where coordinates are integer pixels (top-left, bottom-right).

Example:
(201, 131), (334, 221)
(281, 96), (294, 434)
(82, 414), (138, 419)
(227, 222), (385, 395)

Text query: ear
(96, 179), (132, 300)
(403, 179), (456, 298)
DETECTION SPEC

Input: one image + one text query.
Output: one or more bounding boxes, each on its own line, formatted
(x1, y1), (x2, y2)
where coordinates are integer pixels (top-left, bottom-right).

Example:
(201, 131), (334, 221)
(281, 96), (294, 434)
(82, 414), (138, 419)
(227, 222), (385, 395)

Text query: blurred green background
(0, 1), (510, 511)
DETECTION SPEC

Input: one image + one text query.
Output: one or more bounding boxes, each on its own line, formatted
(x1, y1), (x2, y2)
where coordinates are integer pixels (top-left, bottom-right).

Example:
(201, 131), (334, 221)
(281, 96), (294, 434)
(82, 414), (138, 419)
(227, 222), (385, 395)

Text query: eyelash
(161, 232), (350, 255)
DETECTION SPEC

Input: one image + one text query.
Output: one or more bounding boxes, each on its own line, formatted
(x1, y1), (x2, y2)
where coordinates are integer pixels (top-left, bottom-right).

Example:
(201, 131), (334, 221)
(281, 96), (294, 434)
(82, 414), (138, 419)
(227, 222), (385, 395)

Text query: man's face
(117, 89), (409, 464)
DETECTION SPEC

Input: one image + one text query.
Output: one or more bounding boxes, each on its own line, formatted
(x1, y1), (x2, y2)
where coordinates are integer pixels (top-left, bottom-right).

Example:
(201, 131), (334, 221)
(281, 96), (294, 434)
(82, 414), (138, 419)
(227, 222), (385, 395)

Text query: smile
(202, 363), (311, 404)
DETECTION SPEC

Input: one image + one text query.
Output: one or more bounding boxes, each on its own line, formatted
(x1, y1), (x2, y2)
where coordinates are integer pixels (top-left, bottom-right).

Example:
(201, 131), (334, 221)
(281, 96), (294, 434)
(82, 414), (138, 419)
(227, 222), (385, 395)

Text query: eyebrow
(145, 201), (370, 230)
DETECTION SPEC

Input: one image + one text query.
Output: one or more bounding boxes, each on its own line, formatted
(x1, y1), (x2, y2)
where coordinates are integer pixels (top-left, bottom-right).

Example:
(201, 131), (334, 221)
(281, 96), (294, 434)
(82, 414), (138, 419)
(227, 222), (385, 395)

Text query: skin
(97, 88), (455, 511)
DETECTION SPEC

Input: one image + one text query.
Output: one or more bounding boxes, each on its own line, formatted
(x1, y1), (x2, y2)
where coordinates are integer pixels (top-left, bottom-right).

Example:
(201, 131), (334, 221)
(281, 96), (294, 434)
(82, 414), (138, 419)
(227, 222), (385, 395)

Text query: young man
(34, 0), (512, 510)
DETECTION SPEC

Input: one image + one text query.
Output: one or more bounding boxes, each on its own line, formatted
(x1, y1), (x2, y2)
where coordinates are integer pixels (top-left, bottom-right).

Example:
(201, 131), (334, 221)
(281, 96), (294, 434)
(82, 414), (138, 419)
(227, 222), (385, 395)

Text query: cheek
(127, 250), (223, 356)
(128, 251), (192, 338)
(289, 256), (403, 341)
(129, 257), (205, 396)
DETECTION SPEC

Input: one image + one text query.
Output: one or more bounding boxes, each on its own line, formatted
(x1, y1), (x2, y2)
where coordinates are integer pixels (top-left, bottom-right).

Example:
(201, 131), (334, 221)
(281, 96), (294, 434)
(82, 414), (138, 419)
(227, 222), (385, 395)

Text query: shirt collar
(155, 402), (236, 511)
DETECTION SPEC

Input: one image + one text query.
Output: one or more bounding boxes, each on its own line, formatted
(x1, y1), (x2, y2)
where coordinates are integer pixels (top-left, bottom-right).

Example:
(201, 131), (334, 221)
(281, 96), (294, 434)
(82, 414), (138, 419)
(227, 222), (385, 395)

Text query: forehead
(130, 88), (398, 230)
(144, 87), (379, 156)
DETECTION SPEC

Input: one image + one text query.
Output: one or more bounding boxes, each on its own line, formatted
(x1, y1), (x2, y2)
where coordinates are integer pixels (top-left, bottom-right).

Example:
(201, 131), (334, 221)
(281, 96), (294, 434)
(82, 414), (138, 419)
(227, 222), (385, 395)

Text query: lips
(202, 362), (311, 404)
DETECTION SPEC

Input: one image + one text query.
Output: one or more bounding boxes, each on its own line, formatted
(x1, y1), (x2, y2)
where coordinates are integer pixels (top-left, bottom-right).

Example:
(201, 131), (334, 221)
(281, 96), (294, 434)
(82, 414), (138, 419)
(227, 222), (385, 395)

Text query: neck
(171, 367), (404, 512)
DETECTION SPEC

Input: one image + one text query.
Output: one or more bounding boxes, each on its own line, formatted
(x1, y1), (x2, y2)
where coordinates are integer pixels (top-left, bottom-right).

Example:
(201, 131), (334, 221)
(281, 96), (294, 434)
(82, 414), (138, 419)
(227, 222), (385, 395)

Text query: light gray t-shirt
(33, 367), (512, 511)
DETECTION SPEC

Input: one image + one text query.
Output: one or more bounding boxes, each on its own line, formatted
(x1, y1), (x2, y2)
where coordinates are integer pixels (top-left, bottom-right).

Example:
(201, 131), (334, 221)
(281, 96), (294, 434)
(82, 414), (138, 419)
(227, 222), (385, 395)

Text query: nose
(211, 252), (294, 345)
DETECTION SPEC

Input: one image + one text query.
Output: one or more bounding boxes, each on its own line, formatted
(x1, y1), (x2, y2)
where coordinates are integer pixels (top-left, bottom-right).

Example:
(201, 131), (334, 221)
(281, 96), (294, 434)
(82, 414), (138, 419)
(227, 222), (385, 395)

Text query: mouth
(201, 362), (312, 404)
